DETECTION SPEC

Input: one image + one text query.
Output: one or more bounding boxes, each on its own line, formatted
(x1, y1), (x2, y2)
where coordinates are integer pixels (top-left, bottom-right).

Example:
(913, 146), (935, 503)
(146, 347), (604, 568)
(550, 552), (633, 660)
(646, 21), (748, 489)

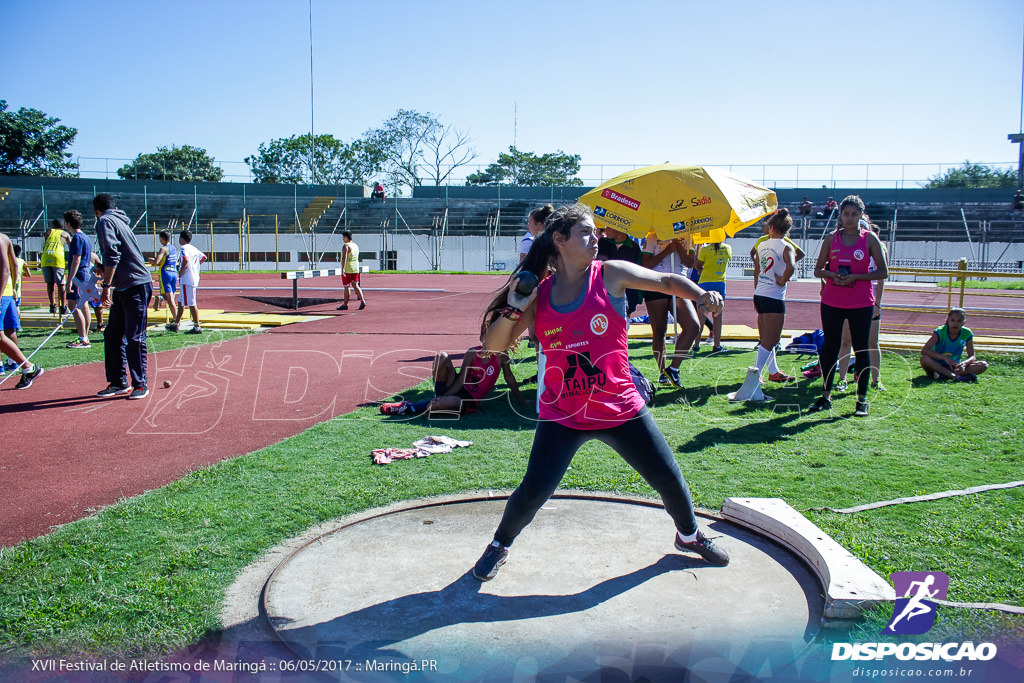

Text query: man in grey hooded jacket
(94, 193), (152, 399)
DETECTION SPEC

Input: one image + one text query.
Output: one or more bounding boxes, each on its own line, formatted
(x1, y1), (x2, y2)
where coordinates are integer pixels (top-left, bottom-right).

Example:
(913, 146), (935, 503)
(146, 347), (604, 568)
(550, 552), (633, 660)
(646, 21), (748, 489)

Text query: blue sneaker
(666, 366), (683, 389)
(472, 541), (509, 581)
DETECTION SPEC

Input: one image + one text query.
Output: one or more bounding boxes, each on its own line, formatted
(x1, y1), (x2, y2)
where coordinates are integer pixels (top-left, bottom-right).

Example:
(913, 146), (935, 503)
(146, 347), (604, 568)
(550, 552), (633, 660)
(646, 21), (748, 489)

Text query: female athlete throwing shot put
(472, 203), (729, 581)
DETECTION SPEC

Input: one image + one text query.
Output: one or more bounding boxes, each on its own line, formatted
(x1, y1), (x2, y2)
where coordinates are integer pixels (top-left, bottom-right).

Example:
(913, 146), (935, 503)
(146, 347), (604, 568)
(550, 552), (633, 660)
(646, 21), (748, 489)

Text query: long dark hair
(480, 203), (591, 339)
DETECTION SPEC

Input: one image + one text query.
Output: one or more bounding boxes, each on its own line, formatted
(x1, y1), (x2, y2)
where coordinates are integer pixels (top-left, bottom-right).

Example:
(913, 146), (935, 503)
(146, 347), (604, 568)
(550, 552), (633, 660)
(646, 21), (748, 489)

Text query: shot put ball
(515, 270), (539, 296)
(163, 380), (172, 388)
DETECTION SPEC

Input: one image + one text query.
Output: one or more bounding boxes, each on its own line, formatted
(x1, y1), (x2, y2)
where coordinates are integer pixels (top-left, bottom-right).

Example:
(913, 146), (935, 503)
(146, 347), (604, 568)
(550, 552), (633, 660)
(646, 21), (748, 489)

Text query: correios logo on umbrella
(601, 189), (641, 211)
(673, 215), (714, 233)
(594, 206), (633, 229)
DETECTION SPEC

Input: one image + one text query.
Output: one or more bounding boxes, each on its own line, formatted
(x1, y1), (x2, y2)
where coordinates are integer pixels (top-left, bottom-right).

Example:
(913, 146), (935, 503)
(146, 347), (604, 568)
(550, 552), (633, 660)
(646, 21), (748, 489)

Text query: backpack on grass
(630, 362), (657, 405)
(786, 329), (824, 354)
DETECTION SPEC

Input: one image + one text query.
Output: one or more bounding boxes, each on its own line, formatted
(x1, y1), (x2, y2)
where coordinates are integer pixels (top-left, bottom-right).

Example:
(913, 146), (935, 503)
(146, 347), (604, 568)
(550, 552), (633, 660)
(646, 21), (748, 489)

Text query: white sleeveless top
(754, 238), (789, 300)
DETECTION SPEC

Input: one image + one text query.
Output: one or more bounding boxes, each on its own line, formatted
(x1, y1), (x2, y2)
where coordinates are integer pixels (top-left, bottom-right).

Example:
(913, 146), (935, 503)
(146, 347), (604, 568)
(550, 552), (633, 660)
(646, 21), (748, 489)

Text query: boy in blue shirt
(63, 210), (94, 348)
(920, 307), (989, 382)
(148, 229), (179, 325)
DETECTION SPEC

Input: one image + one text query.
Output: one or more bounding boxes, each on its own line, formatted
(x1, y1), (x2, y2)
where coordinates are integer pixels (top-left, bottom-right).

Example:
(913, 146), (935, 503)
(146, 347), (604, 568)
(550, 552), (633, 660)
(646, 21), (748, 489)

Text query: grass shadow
(677, 409), (829, 454)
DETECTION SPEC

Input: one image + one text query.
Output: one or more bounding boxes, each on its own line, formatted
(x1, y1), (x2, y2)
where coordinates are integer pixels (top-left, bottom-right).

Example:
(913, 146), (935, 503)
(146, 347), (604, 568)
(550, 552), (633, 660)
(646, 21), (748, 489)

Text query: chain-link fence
(4, 211), (1022, 278)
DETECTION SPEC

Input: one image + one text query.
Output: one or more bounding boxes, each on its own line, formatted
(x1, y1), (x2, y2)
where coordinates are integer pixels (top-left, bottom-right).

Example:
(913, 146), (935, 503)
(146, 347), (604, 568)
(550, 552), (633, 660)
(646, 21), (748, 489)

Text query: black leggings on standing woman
(493, 408), (698, 547)
(819, 303), (873, 396)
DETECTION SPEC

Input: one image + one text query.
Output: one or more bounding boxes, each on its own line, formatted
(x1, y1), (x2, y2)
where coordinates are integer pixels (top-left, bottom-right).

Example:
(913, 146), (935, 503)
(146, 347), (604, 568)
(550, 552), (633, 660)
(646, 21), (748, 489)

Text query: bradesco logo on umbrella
(601, 189), (641, 211)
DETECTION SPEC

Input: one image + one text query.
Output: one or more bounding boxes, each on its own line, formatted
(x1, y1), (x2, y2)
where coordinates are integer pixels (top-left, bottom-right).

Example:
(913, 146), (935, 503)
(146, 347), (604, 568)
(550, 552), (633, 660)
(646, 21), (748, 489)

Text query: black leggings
(819, 303), (873, 397)
(494, 408), (697, 546)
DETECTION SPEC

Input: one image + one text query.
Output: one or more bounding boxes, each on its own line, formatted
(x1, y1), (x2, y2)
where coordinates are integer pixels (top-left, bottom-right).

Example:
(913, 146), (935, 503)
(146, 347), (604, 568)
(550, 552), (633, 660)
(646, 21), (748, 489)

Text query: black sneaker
(666, 366), (683, 389)
(854, 400), (869, 417)
(807, 396), (832, 413)
(165, 323), (179, 332)
(15, 365), (43, 389)
(97, 384), (132, 397)
(60, 306), (68, 316)
(127, 386), (150, 400)
(185, 326), (203, 334)
(358, 301), (366, 310)
(674, 530), (730, 566)
(337, 303), (349, 310)
(472, 541), (509, 581)
(49, 305), (56, 314)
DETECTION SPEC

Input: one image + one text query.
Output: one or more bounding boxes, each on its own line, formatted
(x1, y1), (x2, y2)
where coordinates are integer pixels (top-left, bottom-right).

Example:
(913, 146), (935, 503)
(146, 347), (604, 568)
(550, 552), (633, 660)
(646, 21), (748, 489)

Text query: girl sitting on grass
(920, 307), (988, 382)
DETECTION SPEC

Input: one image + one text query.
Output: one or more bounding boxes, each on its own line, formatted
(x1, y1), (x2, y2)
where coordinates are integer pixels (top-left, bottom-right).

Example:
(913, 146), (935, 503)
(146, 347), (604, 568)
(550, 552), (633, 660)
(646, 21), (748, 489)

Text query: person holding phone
(809, 195), (887, 417)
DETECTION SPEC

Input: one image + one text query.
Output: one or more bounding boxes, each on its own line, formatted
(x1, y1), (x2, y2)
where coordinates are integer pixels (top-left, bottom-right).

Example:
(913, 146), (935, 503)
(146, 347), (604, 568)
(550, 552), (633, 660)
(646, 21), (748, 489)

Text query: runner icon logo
(883, 571), (949, 635)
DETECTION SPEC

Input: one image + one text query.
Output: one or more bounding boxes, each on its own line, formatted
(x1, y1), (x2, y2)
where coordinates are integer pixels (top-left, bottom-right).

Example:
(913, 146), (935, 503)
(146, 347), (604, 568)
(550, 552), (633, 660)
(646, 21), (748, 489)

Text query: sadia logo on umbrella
(883, 571), (949, 635)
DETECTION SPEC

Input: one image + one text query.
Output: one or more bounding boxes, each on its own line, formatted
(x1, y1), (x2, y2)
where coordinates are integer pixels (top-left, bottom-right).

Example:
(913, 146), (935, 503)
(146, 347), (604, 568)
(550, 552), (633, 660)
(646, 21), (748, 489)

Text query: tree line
(1, 99), (1017, 190)
(0, 100), (582, 192)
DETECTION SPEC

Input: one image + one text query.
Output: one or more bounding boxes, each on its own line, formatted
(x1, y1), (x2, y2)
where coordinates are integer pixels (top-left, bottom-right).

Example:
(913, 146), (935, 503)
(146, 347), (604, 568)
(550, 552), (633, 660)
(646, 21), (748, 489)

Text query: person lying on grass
(380, 344), (522, 416)
(920, 307), (988, 383)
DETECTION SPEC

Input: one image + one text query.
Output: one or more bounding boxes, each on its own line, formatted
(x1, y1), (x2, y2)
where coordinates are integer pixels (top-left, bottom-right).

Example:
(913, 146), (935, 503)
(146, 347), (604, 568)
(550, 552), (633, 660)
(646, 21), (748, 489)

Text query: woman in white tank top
(750, 209), (797, 383)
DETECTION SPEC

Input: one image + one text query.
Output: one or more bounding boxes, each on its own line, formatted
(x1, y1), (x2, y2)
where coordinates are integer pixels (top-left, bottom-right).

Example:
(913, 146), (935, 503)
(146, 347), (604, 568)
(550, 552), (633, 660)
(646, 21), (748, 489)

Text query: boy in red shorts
(336, 231), (366, 311)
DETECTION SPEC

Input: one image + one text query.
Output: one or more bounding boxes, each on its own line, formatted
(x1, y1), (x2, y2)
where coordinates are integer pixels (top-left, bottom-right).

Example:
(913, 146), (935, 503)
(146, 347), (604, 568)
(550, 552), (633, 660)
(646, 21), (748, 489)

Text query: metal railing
(6, 211), (1022, 277)
(73, 156), (1017, 190)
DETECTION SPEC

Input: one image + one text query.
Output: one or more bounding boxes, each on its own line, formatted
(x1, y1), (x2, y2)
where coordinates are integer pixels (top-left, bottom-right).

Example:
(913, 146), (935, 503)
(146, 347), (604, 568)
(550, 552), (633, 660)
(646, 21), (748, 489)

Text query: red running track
(0, 273), (508, 546)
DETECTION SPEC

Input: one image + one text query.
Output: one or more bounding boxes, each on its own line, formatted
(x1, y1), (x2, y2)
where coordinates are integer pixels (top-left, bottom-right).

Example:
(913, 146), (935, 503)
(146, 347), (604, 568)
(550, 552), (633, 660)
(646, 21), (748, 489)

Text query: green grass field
(964, 278), (1024, 291)
(0, 342), (1021, 658)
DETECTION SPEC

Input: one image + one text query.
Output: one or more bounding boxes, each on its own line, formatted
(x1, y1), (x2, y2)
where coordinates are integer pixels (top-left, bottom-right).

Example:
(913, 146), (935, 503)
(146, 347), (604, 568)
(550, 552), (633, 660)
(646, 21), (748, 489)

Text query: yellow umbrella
(579, 164), (778, 244)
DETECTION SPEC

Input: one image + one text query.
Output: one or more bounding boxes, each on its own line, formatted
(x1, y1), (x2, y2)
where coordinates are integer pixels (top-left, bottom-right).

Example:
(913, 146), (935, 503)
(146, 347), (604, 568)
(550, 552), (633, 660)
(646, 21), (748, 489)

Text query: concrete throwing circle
(262, 493), (824, 681)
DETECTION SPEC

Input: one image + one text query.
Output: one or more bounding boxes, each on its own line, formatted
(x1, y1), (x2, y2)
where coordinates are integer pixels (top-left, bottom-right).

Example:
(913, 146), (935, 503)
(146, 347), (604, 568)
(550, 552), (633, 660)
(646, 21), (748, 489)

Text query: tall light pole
(1013, 16), (1024, 189)
(308, 0), (316, 185)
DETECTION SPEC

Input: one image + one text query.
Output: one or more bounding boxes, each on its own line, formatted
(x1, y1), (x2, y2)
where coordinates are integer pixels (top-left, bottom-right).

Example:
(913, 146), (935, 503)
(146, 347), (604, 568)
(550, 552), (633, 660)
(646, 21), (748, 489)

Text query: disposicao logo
(885, 571), (948, 635)
(830, 570), (997, 663)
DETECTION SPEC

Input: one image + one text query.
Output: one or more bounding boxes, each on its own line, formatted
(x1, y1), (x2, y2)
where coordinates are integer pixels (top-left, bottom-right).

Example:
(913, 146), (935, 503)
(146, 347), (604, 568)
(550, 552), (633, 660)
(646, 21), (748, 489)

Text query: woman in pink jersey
(809, 195), (887, 417)
(470, 204), (729, 581)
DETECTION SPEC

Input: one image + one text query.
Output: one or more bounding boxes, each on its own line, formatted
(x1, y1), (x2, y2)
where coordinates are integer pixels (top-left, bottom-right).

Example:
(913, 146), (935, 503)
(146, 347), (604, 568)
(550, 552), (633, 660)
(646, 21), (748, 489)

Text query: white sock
(677, 530), (698, 544)
(754, 344), (772, 374)
(767, 348), (780, 374)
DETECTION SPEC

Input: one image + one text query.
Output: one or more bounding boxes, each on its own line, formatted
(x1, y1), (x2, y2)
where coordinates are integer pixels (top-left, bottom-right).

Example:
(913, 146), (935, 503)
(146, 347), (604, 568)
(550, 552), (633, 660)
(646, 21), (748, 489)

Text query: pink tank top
(536, 262), (646, 429)
(462, 346), (501, 401)
(822, 229), (875, 309)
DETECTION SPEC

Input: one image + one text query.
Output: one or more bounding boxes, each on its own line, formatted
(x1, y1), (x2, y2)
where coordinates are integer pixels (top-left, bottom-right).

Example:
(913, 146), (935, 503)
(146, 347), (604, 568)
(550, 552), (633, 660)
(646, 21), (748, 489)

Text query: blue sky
(2, 0), (1022, 185)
